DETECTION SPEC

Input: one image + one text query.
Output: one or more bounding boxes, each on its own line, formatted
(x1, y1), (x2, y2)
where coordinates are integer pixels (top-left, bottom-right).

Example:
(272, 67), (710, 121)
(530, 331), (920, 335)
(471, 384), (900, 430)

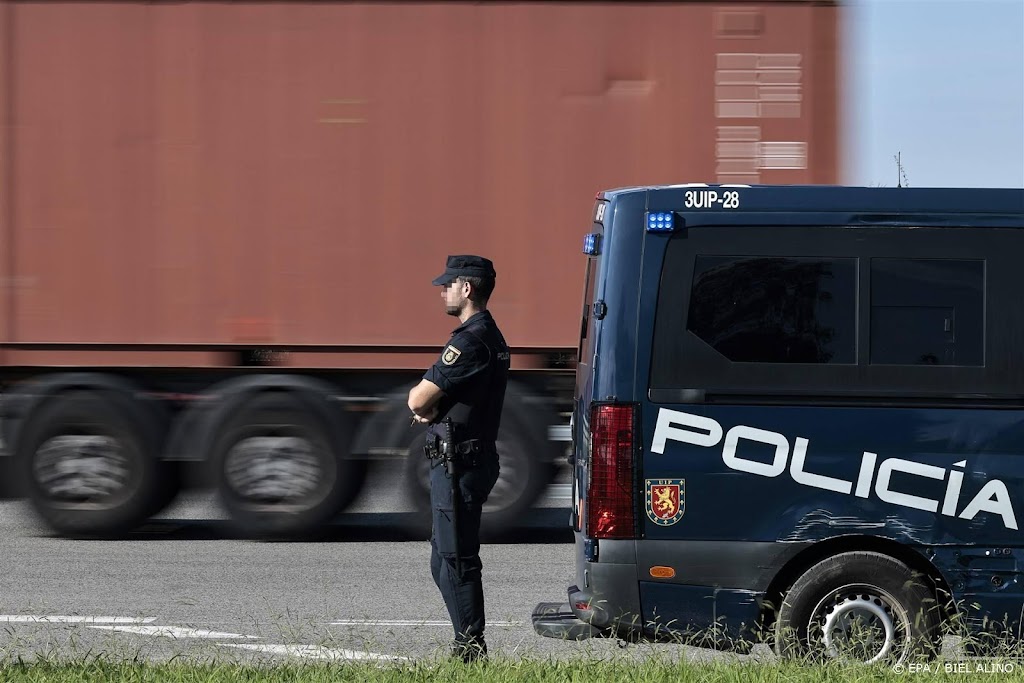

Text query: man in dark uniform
(407, 254), (510, 663)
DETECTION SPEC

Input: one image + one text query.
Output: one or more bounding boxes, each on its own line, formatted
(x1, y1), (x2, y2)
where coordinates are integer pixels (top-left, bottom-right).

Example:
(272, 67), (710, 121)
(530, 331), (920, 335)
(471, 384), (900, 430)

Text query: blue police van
(533, 184), (1024, 663)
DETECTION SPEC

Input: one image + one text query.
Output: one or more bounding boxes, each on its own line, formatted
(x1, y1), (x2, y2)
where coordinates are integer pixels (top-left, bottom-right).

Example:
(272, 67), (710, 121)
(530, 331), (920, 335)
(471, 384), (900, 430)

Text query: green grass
(3, 595), (1023, 682)
(0, 655), (1023, 682)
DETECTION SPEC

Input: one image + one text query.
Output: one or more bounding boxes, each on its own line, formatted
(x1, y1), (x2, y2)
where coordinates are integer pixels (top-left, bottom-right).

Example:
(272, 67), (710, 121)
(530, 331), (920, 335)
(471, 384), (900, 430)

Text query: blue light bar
(583, 233), (601, 255)
(646, 212), (675, 232)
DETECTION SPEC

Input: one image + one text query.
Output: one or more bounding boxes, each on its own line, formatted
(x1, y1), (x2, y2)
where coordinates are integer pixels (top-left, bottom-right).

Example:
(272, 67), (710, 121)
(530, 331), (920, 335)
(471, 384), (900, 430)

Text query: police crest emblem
(441, 345), (462, 366)
(645, 479), (685, 526)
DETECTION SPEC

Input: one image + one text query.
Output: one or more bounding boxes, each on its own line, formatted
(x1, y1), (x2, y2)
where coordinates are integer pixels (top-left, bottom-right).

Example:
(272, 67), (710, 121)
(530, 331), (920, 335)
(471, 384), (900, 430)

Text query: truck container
(0, 0), (840, 537)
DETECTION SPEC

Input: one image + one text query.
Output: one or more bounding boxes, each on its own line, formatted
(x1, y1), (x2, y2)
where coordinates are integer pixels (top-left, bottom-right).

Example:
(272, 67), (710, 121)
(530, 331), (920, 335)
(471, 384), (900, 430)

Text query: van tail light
(586, 403), (638, 539)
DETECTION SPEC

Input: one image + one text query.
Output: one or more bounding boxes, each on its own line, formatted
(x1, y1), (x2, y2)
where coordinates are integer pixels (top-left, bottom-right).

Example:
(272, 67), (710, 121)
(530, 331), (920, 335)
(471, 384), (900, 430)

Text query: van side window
(870, 258), (984, 366)
(688, 256), (856, 364)
(648, 225), (1000, 402)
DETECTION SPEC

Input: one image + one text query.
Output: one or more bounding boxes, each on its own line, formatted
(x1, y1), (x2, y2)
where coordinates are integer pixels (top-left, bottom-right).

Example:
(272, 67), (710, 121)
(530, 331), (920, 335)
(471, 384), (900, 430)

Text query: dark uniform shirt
(423, 310), (510, 443)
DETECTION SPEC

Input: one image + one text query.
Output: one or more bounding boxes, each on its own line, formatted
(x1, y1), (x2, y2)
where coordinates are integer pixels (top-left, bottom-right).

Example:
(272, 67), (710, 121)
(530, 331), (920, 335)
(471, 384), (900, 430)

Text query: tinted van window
(688, 256), (856, 364)
(870, 258), (984, 366)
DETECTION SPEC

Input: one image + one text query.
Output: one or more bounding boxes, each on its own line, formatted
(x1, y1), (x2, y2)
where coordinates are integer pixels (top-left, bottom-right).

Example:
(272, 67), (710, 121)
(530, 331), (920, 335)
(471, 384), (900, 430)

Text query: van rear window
(578, 256), (601, 360)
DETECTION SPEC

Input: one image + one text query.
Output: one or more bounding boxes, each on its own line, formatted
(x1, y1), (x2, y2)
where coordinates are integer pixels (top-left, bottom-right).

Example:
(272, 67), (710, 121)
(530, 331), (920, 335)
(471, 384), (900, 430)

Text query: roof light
(583, 233), (601, 255)
(646, 212), (675, 232)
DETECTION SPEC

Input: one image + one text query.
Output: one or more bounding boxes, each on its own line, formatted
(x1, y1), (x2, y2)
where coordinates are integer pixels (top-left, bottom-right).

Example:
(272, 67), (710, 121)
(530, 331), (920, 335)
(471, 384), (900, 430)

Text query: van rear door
(570, 198), (607, 533)
(531, 197), (611, 642)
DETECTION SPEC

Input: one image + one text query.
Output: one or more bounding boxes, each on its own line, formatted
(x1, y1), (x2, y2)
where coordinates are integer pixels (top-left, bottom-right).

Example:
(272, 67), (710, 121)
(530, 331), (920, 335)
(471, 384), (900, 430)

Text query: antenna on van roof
(894, 152), (910, 188)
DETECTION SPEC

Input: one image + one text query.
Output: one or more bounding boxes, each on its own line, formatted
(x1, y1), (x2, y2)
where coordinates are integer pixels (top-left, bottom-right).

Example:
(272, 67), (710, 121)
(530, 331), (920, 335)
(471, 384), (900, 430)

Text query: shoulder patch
(441, 345), (462, 366)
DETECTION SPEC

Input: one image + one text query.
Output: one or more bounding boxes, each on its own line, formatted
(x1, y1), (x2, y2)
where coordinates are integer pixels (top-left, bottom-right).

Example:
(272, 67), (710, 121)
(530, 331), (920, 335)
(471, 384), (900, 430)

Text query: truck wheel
(19, 390), (166, 536)
(774, 551), (939, 664)
(403, 407), (551, 537)
(212, 392), (363, 538)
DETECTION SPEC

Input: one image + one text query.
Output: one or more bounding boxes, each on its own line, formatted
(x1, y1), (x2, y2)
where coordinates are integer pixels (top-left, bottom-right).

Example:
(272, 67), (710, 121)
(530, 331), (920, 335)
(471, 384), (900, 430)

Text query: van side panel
(639, 582), (761, 643)
(632, 192), (1024, 639)
(641, 404), (1024, 546)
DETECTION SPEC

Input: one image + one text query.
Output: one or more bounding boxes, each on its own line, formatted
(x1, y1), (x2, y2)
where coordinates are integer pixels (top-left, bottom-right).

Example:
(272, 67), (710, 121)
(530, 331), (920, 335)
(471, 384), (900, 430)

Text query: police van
(533, 184), (1024, 663)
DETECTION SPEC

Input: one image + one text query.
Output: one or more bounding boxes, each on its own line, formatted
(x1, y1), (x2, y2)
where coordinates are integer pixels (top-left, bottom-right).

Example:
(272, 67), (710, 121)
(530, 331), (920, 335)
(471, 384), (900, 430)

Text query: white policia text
(651, 408), (1017, 530)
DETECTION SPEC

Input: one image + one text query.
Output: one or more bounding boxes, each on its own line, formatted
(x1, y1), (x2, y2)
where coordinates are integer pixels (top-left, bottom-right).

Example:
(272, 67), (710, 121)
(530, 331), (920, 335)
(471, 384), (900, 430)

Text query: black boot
(451, 638), (487, 663)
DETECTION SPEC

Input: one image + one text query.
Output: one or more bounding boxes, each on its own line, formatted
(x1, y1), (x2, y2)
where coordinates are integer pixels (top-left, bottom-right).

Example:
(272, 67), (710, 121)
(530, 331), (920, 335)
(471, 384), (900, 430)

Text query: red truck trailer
(0, 0), (840, 537)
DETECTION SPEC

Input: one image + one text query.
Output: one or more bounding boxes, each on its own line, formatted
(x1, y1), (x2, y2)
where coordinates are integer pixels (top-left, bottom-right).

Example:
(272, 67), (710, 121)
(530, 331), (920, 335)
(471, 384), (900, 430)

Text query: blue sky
(845, 0), (1024, 188)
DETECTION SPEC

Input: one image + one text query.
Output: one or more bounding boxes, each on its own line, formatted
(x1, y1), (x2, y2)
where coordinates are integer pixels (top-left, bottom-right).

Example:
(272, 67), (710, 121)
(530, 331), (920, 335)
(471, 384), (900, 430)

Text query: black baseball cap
(431, 255), (497, 286)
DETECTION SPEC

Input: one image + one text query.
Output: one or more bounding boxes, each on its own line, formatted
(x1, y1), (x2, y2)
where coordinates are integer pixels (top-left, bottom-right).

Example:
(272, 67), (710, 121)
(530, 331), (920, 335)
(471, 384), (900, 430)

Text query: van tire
(774, 551), (939, 664)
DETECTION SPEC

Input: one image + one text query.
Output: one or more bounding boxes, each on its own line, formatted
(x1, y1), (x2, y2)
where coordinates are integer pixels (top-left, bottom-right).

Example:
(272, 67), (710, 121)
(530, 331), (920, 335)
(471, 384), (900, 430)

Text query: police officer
(407, 255), (510, 663)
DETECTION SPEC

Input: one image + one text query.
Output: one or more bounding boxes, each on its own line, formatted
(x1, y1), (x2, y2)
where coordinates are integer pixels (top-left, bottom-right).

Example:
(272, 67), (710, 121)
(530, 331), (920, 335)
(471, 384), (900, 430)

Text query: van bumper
(531, 599), (603, 640)
(531, 580), (633, 640)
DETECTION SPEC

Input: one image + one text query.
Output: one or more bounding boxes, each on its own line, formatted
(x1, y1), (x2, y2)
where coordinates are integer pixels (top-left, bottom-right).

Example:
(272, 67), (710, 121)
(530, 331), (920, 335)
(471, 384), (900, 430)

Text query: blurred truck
(0, 0), (840, 537)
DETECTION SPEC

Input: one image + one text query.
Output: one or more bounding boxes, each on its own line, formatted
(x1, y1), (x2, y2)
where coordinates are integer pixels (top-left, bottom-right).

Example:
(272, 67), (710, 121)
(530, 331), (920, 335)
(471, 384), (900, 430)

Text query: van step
(531, 601), (601, 640)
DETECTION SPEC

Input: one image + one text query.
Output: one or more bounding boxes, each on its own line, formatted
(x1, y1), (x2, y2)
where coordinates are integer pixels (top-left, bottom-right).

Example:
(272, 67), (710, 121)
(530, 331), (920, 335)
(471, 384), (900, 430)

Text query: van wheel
(402, 408), (550, 537)
(774, 552), (939, 664)
(19, 390), (164, 537)
(212, 392), (363, 538)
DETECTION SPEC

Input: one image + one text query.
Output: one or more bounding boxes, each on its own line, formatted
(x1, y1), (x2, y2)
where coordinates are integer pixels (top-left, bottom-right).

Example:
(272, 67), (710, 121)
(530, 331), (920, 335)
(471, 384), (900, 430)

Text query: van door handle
(593, 301), (607, 320)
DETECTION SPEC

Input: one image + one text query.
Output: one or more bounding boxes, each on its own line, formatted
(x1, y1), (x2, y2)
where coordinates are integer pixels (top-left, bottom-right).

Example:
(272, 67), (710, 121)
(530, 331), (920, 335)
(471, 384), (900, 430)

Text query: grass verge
(0, 655), (1023, 682)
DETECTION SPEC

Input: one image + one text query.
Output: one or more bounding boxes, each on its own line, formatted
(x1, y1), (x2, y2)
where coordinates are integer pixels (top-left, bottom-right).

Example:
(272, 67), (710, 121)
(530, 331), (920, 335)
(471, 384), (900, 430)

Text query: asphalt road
(0, 473), (975, 668)
(0, 466), (706, 666)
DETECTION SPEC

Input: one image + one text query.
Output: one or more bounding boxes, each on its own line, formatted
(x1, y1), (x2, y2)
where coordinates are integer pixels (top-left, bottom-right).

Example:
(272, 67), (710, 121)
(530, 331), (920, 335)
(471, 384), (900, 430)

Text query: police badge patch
(441, 345), (462, 366)
(645, 479), (685, 526)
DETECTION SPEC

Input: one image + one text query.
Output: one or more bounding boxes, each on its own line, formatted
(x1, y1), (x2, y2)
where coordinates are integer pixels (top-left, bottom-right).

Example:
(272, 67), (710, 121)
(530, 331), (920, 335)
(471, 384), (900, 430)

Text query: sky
(845, 0), (1024, 188)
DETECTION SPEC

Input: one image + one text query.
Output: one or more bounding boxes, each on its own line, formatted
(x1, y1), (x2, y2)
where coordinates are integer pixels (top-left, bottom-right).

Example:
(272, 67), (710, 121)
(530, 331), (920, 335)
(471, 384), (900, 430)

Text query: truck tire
(212, 392), (363, 538)
(403, 404), (551, 537)
(774, 551), (939, 664)
(18, 389), (167, 536)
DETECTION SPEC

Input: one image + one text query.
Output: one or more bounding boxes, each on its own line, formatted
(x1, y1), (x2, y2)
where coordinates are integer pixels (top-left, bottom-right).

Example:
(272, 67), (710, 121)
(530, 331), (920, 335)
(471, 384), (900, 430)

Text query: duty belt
(424, 437), (494, 462)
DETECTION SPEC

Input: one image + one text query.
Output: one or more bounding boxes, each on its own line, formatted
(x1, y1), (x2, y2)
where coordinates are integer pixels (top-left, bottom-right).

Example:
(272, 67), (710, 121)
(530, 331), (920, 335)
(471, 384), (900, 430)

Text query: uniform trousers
(429, 453), (500, 646)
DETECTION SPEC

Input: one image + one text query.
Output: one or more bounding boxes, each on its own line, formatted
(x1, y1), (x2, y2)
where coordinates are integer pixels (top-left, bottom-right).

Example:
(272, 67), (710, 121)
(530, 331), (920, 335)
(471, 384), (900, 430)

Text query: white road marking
(0, 616), (157, 624)
(85, 625), (257, 639)
(220, 643), (407, 661)
(330, 619), (522, 627)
